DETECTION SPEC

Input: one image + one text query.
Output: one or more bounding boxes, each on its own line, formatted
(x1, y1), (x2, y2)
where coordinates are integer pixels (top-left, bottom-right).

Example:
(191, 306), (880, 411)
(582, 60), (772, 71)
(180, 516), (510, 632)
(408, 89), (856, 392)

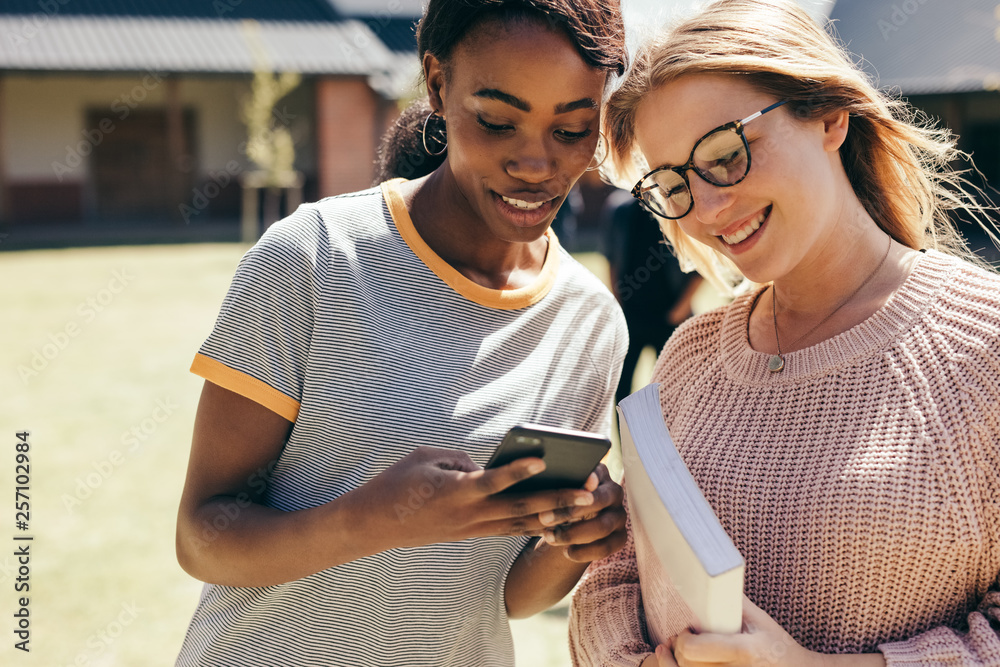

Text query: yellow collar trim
(380, 178), (560, 311)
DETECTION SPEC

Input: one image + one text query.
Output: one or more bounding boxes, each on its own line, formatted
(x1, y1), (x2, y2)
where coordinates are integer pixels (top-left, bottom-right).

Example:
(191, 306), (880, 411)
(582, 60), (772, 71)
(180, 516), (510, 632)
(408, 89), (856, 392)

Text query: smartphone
(485, 424), (612, 494)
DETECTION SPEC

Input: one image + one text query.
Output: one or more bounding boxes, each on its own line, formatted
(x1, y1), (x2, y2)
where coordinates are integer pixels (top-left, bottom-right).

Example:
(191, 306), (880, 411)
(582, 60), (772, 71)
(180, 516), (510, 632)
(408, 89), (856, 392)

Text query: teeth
(722, 210), (767, 245)
(502, 195), (546, 211)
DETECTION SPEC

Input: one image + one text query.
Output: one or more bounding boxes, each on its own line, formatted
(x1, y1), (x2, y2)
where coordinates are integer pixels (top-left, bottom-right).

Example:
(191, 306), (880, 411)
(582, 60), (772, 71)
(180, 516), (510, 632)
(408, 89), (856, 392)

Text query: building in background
(0, 0), (421, 238)
(328, 0), (423, 99)
(828, 0), (1000, 260)
(0, 0), (996, 253)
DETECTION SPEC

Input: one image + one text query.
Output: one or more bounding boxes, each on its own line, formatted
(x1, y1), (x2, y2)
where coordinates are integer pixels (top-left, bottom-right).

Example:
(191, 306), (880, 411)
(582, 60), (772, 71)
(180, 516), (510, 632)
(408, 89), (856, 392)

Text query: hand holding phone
(485, 424), (611, 494)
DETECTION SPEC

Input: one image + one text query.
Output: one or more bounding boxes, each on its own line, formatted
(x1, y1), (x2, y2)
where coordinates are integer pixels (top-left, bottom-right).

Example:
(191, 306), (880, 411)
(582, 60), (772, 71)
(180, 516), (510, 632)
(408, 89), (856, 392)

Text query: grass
(0, 244), (657, 667)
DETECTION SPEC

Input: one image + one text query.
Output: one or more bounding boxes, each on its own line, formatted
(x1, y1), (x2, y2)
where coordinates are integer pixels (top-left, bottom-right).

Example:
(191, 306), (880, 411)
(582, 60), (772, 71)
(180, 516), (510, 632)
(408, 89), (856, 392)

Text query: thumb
(741, 595), (768, 633)
(469, 457), (545, 495)
(654, 639), (679, 666)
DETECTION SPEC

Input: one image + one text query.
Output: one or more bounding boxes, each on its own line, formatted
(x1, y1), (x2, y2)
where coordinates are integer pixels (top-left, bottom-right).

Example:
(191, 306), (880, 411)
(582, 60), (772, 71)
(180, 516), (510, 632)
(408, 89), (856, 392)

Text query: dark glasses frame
(631, 100), (789, 220)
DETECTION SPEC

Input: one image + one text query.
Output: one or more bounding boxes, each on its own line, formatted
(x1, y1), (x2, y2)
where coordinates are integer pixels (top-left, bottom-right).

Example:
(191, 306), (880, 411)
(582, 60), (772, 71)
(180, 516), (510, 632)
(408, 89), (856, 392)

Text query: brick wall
(315, 76), (382, 197)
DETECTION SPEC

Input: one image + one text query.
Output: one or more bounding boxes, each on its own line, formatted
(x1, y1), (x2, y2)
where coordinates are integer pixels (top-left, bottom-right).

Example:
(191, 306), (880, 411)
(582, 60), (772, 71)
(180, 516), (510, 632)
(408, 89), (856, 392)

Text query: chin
(489, 195), (563, 241)
(497, 219), (553, 244)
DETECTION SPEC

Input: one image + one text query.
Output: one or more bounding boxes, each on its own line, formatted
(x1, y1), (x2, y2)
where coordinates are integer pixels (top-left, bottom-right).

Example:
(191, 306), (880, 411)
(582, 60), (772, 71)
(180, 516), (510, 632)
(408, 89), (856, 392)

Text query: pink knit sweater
(569, 250), (1000, 666)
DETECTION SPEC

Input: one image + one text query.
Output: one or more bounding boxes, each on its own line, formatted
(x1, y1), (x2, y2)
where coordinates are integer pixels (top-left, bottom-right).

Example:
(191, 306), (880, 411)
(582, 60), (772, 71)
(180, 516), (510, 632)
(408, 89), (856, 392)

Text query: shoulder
(649, 294), (744, 403)
(916, 252), (1000, 481)
(544, 248), (629, 364)
(935, 251), (1000, 308)
(659, 296), (735, 365)
(889, 251), (1000, 431)
(920, 251), (1000, 351)
(248, 185), (391, 268)
(555, 249), (626, 325)
(300, 185), (391, 242)
(556, 249), (619, 304)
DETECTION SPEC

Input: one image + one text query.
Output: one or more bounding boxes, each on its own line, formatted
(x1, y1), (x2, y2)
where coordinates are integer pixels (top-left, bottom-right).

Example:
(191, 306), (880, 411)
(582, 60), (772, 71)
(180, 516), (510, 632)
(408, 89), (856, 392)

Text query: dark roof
(355, 16), (419, 53)
(828, 0), (1000, 94)
(0, 0), (341, 22)
(324, 0), (421, 53)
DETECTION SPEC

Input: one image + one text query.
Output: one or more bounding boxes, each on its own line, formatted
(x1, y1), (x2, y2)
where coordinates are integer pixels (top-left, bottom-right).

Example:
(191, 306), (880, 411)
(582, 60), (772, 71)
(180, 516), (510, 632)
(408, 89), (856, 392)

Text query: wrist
(505, 540), (588, 618)
(639, 654), (659, 667)
(315, 485), (397, 562)
(533, 539), (590, 576)
(812, 651), (886, 667)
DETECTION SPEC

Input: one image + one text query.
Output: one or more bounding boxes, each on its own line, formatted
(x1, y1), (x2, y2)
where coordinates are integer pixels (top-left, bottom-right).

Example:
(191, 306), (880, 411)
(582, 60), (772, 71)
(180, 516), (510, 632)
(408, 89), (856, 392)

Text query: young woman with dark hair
(174, 1), (630, 665)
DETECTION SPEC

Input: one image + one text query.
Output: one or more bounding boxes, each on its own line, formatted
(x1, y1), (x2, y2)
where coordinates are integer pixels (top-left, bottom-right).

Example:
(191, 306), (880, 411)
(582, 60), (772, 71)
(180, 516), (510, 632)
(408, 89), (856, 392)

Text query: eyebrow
(473, 88), (598, 115)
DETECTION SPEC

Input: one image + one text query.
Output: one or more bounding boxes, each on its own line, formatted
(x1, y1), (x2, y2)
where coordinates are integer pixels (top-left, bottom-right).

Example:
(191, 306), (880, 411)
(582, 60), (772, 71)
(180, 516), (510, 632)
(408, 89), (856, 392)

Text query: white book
(617, 383), (744, 642)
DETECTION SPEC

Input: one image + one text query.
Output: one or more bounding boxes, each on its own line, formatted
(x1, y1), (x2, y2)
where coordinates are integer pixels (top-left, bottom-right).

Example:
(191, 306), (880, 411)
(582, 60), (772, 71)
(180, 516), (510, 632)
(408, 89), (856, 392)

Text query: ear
(423, 52), (446, 118)
(821, 110), (849, 152)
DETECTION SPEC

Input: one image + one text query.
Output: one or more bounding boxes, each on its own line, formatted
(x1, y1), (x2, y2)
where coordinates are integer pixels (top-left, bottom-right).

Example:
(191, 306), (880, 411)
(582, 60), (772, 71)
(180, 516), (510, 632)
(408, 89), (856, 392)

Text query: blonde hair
(604, 0), (998, 293)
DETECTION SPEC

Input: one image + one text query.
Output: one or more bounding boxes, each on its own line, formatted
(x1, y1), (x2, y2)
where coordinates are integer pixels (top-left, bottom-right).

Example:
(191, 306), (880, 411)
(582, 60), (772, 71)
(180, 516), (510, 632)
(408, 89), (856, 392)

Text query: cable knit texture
(569, 251), (1000, 666)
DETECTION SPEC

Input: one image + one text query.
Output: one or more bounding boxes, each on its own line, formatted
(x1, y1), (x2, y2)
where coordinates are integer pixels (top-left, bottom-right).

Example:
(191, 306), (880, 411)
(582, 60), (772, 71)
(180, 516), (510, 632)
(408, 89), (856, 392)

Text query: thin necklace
(768, 238), (892, 373)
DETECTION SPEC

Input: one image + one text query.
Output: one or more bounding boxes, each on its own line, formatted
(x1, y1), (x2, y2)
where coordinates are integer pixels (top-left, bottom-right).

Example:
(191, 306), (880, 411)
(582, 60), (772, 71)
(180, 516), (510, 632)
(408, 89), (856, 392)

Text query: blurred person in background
(603, 189), (702, 405)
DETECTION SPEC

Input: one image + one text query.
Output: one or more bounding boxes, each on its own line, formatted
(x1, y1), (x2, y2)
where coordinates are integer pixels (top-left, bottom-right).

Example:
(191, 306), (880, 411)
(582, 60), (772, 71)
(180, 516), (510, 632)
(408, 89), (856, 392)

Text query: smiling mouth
(721, 206), (770, 245)
(500, 194), (550, 211)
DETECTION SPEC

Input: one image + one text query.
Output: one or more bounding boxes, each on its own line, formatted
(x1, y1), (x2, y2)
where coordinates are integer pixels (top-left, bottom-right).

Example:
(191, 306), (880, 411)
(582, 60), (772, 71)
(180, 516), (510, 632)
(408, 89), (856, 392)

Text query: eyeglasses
(631, 100), (789, 220)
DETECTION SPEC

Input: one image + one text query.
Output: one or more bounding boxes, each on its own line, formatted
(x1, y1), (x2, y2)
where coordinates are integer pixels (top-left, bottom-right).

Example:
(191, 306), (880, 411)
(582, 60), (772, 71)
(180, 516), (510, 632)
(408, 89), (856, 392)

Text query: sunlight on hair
(607, 0), (1000, 295)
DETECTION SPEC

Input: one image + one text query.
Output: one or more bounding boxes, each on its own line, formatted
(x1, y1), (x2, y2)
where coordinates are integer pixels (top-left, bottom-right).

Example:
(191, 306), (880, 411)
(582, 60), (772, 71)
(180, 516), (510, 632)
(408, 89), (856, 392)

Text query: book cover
(617, 383), (745, 643)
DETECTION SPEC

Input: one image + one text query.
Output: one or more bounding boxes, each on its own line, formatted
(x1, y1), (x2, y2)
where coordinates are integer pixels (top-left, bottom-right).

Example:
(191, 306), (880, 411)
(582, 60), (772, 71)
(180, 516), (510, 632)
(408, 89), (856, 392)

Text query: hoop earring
(586, 132), (608, 172)
(422, 111), (448, 156)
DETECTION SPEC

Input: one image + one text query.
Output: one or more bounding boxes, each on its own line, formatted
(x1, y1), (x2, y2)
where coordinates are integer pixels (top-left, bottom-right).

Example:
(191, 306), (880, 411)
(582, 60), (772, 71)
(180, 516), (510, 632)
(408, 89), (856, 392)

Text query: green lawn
(0, 243), (650, 667)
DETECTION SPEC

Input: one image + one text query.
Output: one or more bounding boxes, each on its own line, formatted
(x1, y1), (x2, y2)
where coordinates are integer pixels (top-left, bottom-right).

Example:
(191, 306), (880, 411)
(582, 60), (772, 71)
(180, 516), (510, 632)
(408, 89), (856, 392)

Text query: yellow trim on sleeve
(190, 353), (300, 423)
(380, 178), (561, 310)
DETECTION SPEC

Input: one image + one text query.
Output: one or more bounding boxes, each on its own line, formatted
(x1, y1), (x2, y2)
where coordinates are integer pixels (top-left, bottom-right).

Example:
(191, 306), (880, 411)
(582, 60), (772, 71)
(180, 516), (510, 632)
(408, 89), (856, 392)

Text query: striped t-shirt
(176, 179), (628, 666)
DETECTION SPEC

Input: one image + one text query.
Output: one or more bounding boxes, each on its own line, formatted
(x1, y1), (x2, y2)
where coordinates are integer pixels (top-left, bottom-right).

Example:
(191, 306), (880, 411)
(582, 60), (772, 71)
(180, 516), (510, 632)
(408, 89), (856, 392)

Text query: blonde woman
(568, 1), (1000, 665)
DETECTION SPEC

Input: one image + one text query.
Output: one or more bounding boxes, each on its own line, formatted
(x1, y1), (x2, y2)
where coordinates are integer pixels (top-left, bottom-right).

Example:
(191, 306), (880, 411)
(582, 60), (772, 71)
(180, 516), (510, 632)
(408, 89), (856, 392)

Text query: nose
(688, 172), (736, 224)
(505, 138), (558, 184)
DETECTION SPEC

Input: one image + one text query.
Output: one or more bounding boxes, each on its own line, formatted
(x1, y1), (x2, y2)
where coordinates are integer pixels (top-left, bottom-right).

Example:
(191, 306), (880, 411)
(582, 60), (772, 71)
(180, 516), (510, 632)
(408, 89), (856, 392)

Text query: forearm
(176, 487), (389, 587)
(505, 539), (588, 619)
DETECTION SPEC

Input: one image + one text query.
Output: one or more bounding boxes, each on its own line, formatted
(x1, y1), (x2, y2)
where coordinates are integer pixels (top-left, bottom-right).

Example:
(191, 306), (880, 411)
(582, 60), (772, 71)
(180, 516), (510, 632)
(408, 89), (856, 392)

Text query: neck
(771, 205), (892, 319)
(749, 203), (920, 358)
(401, 165), (549, 290)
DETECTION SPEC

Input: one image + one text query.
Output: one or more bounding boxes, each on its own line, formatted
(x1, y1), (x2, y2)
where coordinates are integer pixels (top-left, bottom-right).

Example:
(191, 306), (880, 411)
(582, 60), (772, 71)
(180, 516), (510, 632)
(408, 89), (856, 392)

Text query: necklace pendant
(768, 354), (785, 373)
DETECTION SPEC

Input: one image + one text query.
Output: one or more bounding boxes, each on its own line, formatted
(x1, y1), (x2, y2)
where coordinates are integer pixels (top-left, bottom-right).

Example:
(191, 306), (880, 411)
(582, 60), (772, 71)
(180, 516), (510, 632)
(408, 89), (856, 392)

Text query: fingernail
(527, 462), (545, 475)
(575, 493), (593, 506)
(542, 531), (556, 544)
(539, 511), (556, 525)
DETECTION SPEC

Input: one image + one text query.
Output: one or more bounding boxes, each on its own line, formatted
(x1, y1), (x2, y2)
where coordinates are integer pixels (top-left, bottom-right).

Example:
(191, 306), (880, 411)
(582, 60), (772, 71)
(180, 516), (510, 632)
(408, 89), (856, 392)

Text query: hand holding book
(641, 595), (887, 667)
